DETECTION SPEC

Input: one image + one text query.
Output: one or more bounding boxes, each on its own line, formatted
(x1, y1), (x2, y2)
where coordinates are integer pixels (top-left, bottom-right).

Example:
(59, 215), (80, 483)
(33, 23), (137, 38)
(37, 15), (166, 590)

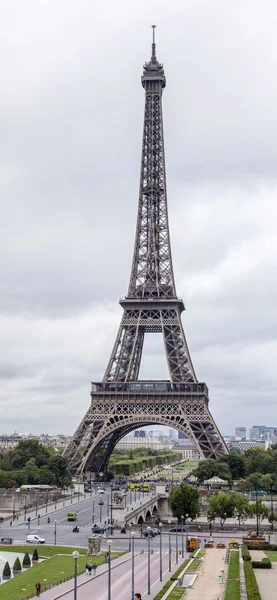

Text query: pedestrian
(85, 562), (89, 575)
(92, 562), (97, 576)
(10, 520), (12, 527)
(35, 581), (41, 597)
(87, 562), (93, 575)
(134, 594), (141, 600)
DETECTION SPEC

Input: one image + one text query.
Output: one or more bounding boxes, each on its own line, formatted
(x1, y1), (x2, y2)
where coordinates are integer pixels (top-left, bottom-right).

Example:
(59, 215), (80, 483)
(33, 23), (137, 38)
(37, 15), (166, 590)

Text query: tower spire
(151, 24), (156, 61)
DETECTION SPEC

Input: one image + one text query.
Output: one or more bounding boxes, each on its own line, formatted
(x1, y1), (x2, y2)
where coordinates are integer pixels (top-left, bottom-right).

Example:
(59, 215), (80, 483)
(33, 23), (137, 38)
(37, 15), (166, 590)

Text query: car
(91, 524), (105, 534)
(204, 541), (214, 548)
(169, 526), (183, 532)
(151, 528), (161, 535)
(142, 529), (156, 538)
(112, 484), (120, 491)
(97, 488), (105, 494)
(26, 534), (45, 544)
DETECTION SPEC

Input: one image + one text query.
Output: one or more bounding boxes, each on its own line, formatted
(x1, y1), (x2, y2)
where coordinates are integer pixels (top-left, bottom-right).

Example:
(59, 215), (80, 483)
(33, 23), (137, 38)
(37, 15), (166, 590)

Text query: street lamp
(129, 523), (132, 552)
(168, 520), (172, 573)
(99, 499), (104, 522)
(147, 526), (151, 594)
(72, 551), (79, 600)
(110, 485), (113, 535)
(54, 520), (57, 546)
(181, 515), (184, 557)
(131, 531), (135, 600)
(186, 513), (189, 543)
(269, 485), (274, 532)
(159, 522), (163, 582)
(175, 520), (178, 564)
(107, 539), (113, 600)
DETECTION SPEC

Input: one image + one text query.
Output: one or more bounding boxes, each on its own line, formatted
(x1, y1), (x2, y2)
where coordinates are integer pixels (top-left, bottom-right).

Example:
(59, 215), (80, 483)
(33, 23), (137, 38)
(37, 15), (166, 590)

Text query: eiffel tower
(64, 28), (227, 475)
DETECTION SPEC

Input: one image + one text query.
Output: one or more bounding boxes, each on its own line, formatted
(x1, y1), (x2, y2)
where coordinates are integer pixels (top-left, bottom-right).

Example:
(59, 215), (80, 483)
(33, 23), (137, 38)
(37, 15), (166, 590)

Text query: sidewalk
(185, 549), (226, 600)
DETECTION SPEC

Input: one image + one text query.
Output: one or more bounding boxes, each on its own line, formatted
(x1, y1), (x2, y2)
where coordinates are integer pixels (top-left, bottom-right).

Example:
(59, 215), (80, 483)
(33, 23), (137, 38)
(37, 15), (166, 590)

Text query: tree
(32, 549), (39, 562)
(13, 557), (22, 573)
(249, 497), (269, 527)
(246, 473), (264, 490)
(37, 466), (56, 485)
(245, 447), (271, 475)
(192, 459), (232, 485)
(207, 493), (235, 525)
(22, 458), (40, 484)
(221, 452), (246, 480)
(232, 493), (251, 526)
(169, 482), (200, 522)
(22, 552), (31, 568)
(3, 561), (11, 579)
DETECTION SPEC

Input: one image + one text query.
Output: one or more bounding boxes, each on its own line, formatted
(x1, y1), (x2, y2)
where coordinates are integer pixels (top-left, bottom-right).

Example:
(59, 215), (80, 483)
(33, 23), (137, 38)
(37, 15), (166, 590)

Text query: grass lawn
(178, 461), (198, 469)
(224, 579), (240, 600)
(167, 586), (186, 599)
(227, 551), (240, 579)
(185, 559), (202, 573)
(0, 545), (88, 558)
(265, 551), (277, 562)
(0, 550), (122, 600)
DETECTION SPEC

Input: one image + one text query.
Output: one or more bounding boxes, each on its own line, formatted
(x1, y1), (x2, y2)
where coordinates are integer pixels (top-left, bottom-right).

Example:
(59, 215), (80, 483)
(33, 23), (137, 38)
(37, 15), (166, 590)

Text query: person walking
(87, 562), (93, 575)
(35, 581), (41, 597)
(85, 562), (89, 575)
(92, 562), (97, 576)
(134, 594), (142, 600)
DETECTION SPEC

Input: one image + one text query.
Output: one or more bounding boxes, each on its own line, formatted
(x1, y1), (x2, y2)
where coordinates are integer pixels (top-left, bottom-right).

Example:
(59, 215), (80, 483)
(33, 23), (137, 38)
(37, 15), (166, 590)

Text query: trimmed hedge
(244, 561), (261, 600)
(153, 559), (189, 599)
(242, 544), (251, 561)
(252, 557), (272, 569)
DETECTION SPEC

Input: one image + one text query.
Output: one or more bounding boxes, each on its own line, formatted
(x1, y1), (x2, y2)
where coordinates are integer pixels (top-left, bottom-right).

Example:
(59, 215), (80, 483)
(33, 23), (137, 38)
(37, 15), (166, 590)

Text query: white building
(115, 436), (163, 451)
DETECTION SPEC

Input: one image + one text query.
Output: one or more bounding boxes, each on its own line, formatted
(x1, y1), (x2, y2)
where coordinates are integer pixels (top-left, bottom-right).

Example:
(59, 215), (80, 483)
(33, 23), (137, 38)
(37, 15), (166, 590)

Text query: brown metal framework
(64, 29), (227, 475)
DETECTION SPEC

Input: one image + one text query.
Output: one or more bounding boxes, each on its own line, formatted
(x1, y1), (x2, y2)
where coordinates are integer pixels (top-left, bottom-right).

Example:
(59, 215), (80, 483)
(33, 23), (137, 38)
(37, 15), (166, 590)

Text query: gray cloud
(1, 0), (277, 436)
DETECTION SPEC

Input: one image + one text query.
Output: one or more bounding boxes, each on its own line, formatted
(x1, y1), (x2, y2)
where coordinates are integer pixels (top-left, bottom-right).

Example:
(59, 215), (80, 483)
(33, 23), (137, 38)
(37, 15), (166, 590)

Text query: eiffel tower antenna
(64, 31), (227, 475)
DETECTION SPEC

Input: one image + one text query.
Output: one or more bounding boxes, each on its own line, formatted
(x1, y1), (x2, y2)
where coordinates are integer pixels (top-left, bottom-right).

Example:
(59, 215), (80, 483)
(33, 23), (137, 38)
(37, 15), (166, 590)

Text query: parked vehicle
(151, 528), (161, 535)
(1, 537), (13, 544)
(97, 488), (105, 494)
(26, 534), (45, 544)
(186, 537), (200, 552)
(228, 539), (239, 549)
(169, 526), (183, 532)
(92, 524), (105, 534)
(216, 542), (226, 548)
(204, 540), (214, 548)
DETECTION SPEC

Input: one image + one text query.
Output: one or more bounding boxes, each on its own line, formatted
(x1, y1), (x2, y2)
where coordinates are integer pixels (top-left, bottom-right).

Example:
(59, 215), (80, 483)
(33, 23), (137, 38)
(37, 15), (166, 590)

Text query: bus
(186, 537), (200, 552)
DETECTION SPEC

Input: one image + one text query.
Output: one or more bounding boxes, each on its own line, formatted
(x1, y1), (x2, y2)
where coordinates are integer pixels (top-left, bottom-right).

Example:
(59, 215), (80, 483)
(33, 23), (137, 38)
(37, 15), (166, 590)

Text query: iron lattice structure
(64, 30), (227, 475)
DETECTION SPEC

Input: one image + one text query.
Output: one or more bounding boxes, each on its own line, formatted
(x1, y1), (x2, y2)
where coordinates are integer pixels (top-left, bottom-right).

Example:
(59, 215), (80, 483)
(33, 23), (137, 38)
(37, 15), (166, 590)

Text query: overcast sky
(1, 0), (277, 437)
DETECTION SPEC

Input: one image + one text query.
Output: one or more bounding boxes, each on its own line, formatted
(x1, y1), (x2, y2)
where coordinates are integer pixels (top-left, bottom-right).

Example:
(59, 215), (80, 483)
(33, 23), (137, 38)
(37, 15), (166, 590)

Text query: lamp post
(110, 486), (113, 535)
(24, 496), (27, 521)
(131, 531), (135, 600)
(129, 523), (132, 552)
(175, 521), (179, 564)
(168, 519), (171, 573)
(147, 526), (151, 594)
(181, 515), (184, 557)
(186, 513), (189, 544)
(159, 522), (163, 582)
(99, 499), (104, 522)
(54, 520), (57, 546)
(256, 489), (259, 537)
(270, 485), (274, 532)
(72, 550), (79, 600)
(107, 539), (113, 600)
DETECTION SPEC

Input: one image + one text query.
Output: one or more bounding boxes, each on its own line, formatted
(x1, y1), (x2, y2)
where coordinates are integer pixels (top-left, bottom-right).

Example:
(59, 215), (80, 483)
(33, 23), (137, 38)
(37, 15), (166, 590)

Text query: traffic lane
(49, 552), (171, 600)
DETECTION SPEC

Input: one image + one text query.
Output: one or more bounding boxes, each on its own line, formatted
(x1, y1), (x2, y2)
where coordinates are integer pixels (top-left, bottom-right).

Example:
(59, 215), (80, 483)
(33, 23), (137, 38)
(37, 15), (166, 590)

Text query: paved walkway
(249, 550), (266, 561)
(253, 562), (277, 600)
(185, 549), (226, 600)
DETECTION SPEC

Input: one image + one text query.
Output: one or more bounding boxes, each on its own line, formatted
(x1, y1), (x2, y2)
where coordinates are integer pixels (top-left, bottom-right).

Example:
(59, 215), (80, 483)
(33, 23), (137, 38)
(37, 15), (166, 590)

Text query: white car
(97, 488), (105, 494)
(26, 534), (45, 544)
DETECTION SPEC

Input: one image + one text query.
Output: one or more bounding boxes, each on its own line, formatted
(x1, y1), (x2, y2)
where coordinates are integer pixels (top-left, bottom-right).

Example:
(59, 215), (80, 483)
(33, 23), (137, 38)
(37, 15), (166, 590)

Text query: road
(40, 551), (177, 600)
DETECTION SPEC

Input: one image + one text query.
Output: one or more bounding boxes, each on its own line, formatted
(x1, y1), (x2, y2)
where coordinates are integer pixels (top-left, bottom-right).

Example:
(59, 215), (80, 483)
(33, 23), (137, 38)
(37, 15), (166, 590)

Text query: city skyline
(1, 1), (277, 435)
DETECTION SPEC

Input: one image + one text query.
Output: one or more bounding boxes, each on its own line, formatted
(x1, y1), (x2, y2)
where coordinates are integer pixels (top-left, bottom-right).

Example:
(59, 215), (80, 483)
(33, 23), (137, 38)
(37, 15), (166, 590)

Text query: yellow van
(67, 512), (77, 521)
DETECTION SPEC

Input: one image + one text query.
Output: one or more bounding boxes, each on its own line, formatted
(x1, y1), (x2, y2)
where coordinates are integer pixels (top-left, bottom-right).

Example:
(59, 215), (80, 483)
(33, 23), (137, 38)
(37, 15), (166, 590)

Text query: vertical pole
(131, 534), (135, 600)
(54, 520), (57, 546)
(100, 502), (102, 522)
(159, 528), (162, 581)
(181, 516), (184, 558)
(256, 489), (259, 537)
(270, 486), (274, 531)
(129, 525), (131, 552)
(148, 533), (151, 594)
(108, 546), (112, 600)
(74, 558), (77, 600)
(169, 530), (171, 572)
(175, 527), (178, 564)
(110, 488), (113, 535)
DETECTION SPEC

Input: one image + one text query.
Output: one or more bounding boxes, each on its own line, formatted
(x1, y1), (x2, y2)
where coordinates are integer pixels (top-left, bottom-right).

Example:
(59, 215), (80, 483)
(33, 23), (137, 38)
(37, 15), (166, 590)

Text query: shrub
(23, 552), (31, 568)
(32, 548), (39, 561)
(13, 557), (21, 572)
(252, 558), (272, 569)
(242, 544), (251, 561)
(3, 561), (11, 579)
(244, 561), (261, 600)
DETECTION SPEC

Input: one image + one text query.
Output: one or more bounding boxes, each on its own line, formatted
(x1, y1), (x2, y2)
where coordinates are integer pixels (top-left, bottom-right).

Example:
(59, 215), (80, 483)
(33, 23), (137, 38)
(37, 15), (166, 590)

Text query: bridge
(111, 487), (169, 528)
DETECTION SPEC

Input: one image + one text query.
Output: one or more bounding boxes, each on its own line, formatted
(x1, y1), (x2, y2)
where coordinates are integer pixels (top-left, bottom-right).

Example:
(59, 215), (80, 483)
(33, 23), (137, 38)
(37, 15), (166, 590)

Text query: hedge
(241, 544), (251, 561)
(252, 558), (272, 569)
(244, 561), (261, 600)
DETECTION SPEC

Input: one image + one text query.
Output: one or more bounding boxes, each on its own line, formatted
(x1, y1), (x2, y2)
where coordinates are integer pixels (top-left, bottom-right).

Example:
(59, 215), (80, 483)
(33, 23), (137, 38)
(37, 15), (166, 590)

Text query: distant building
(115, 436), (163, 450)
(134, 430), (146, 438)
(235, 427), (246, 439)
(250, 426), (277, 441)
(227, 440), (265, 451)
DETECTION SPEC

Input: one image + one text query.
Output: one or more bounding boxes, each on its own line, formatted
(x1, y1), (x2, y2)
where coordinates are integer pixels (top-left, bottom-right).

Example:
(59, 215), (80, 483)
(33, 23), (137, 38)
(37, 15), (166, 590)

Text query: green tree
(3, 561), (11, 579)
(37, 466), (56, 485)
(207, 493), (235, 525)
(13, 557), (21, 573)
(249, 498), (269, 526)
(32, 549), (39, 562)
(245, 447), (271, 475)
(22, 552), (31, 568)
(220, 452), (246, 479)
(232, 493), (251, 526)
(169, 482), (200, 522)
(192, 459), (232, 484)
(22, 458), (40, 484)
(246, 472), (264, 490)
